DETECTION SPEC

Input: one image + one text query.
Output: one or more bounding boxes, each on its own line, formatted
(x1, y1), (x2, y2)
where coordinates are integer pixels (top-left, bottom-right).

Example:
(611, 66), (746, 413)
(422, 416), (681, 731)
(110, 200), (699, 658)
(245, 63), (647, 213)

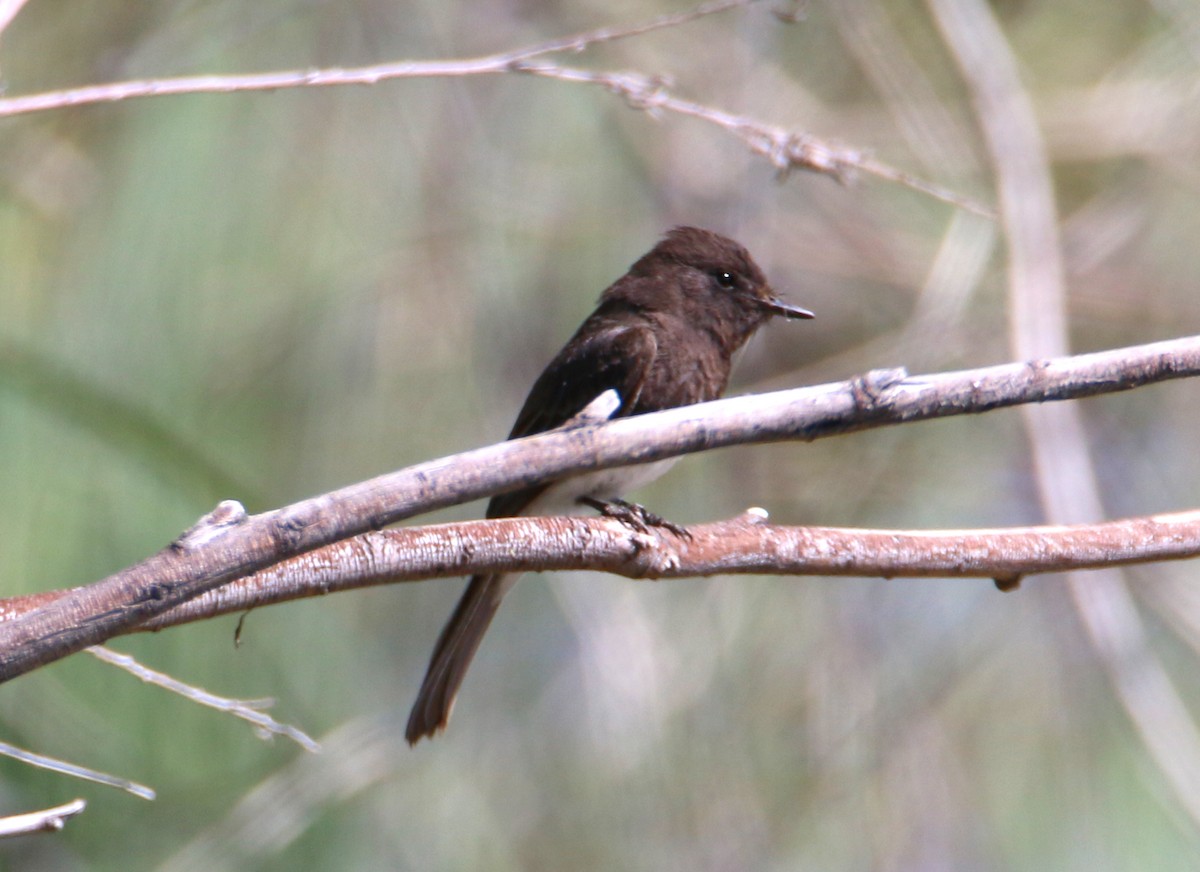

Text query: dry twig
(0, 799), (87, 838)
(0, 0), (986, 213)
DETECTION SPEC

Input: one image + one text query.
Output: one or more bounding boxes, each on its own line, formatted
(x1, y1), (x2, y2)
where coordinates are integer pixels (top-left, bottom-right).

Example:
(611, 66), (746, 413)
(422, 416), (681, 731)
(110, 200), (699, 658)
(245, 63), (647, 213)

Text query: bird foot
(577, 497), (692, 540)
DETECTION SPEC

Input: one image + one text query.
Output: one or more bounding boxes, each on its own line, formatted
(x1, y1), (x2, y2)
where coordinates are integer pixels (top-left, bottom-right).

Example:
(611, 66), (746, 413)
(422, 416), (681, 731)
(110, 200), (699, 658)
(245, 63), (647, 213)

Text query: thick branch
(3, 510), (1198, 635)
(0, 334), (1197, 681)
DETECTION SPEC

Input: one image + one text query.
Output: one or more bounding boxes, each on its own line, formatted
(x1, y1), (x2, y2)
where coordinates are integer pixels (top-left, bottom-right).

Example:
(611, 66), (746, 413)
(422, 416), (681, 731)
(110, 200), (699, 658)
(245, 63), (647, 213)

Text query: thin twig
(0, 0), (763, 118)
(87, 646), (319, 752)
(0, 0), (984, 213)
(0, 740), (154, 800)
(0, 799), (86, 838)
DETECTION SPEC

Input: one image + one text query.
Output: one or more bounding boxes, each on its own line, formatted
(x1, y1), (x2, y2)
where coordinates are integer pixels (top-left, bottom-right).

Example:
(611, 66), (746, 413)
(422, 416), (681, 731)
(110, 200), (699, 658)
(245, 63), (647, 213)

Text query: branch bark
(4, 509), (1199, 636)
(0, 335), (1197, 681)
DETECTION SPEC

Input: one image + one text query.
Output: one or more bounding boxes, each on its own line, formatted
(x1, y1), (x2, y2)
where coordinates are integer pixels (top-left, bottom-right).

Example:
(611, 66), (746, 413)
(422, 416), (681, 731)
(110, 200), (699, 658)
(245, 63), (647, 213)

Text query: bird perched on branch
(406, 226), (814, 743)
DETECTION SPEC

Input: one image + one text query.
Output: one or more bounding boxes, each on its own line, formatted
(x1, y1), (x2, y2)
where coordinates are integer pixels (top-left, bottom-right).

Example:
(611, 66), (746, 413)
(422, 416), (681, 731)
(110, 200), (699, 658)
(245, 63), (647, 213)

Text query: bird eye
(713, 271), (737, 289)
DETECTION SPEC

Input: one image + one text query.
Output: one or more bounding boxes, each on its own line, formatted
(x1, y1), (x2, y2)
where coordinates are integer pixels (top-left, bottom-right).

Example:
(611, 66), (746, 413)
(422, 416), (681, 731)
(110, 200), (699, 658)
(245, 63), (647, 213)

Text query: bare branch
(86, 646), (319, 753)
(0, 335), (1196, 682)
(110, 506), (1200, 610)
(0, 799), (87, 839)
(0, 0), (763, 119)
(0, 0), (983, 213)
(5, 509), (1200, 636)
(0, 739), (154, 800)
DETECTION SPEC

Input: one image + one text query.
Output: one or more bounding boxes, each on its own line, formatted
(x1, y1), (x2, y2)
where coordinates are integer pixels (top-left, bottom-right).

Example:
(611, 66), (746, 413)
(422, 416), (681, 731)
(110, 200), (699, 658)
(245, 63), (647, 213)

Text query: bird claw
(578, 496), (692, 540)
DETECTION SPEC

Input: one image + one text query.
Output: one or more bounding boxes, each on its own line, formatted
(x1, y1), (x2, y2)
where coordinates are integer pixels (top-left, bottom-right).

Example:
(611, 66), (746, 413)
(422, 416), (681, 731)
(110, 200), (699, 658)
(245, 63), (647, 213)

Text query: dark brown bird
(405, 226), (813, 743)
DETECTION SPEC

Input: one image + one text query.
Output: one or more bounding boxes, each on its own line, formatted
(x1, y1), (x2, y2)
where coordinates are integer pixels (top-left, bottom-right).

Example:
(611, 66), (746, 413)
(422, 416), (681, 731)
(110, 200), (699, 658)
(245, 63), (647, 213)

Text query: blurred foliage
(1, 0), (1200, 869)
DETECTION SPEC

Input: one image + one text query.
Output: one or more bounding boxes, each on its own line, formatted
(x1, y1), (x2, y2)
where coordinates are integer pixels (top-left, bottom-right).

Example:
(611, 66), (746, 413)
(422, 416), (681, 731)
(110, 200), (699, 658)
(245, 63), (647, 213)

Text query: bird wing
(487, 322), (658, 519)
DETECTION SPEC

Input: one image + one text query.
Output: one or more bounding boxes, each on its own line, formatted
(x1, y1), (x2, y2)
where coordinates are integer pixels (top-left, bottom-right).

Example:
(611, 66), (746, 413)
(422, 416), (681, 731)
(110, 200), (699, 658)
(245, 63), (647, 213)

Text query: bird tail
(405, 573), (515, 744)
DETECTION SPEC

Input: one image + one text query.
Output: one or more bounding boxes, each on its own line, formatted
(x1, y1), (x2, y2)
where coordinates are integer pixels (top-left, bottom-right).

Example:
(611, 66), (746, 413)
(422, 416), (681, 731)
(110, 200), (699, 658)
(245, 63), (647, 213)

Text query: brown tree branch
(3, 509), (1199, 635)
(0, 334), (1198, 682)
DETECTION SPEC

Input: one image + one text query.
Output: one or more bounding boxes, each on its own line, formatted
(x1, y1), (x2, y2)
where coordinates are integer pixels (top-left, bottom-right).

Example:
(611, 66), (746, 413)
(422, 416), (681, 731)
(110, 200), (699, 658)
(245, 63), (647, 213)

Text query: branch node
(994, 574), (1023, 592)
(172, 500), (248, 552)
(629, 529), (682, 577)
(764, 131), (858, 183)
(612, 73), (672, 116)
(506, 58), (541, 74)
(741, 506), (770, 524)
(849, 367), (909, 411)
(271, 505), (322, 551)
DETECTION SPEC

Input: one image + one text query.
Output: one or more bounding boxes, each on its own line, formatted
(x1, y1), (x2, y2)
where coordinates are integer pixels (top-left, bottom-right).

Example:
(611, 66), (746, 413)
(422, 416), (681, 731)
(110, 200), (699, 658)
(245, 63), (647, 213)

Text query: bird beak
(761, 295), (815, 320)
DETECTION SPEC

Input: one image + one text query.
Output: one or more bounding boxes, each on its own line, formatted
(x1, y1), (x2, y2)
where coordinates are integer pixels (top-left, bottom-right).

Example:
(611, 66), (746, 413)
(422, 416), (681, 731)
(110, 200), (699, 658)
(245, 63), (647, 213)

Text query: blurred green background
(2, 0), (1200, 868)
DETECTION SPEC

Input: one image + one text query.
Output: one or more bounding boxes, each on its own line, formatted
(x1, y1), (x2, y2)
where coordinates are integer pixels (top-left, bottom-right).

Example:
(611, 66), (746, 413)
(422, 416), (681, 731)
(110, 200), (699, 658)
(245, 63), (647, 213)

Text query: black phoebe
(405, 226), (813, 743)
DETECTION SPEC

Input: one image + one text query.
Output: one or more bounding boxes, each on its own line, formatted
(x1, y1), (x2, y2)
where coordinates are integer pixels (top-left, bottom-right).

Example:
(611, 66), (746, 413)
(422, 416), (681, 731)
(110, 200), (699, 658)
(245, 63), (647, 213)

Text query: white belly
(520, 458), (680, 517)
